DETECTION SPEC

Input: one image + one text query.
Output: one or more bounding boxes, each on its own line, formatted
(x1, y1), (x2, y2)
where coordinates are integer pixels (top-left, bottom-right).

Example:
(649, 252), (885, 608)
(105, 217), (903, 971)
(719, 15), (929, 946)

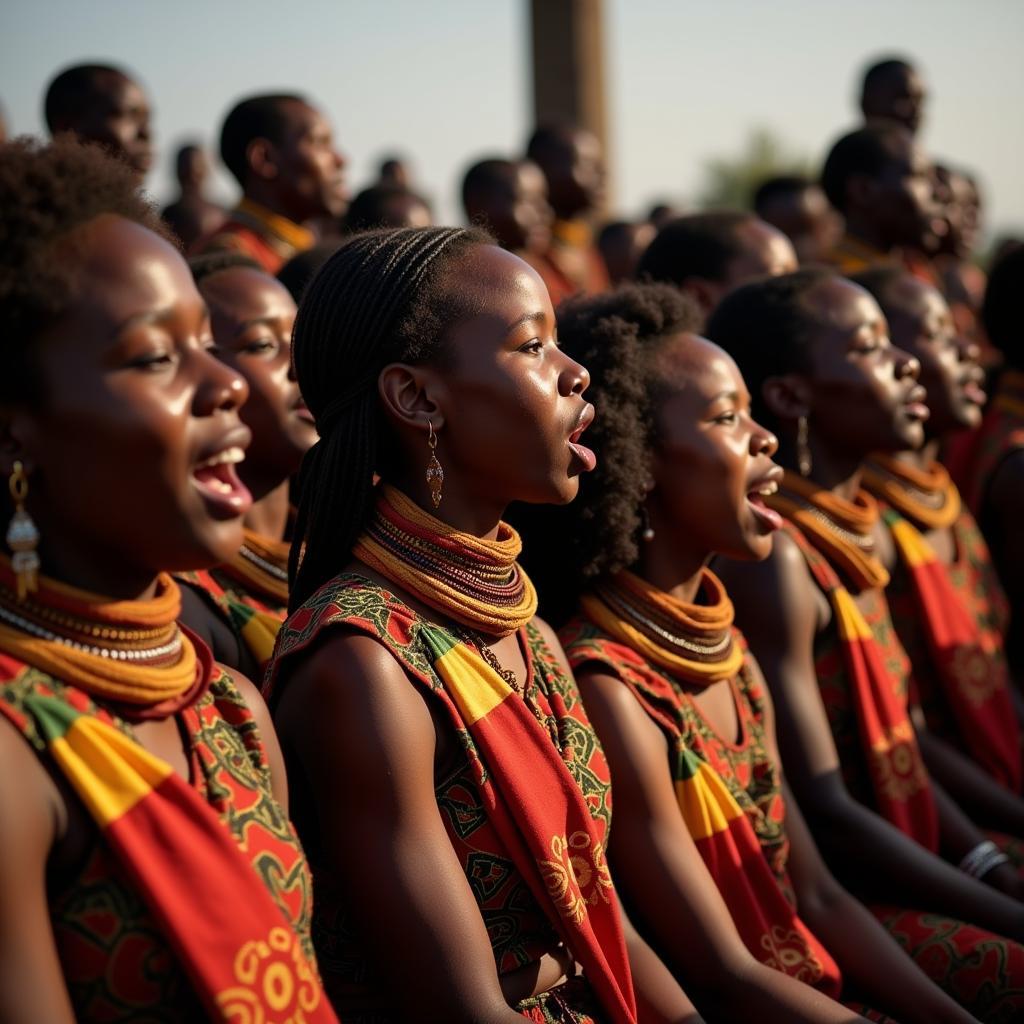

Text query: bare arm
(0, 717), (77, 1024)
(272, 633), (528, 1024)
(717, 533), (1024, 942)
(229, 666), (291, 813)
(532, 618), (702, 1023)
(578, 667), (859, 1023)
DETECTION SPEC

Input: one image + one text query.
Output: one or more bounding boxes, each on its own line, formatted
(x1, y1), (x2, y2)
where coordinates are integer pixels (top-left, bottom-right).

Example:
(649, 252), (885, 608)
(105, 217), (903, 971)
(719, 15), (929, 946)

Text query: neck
(243, 479), (291, 540)
(242, 184), (305, 226)
(842, 213), (895, 255)
(897, 438), (938, 472)
(34, 537), (159, 602)
(778, 435), (863, 499)
(385, 471), (505, 540)
(637, 499), (710, 603)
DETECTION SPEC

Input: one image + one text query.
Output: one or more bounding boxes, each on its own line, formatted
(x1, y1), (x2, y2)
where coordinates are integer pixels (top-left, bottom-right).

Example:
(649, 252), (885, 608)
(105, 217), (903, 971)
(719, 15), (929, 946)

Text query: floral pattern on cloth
(265, 573), (616, 1022)
(0, 656), (314, 1023)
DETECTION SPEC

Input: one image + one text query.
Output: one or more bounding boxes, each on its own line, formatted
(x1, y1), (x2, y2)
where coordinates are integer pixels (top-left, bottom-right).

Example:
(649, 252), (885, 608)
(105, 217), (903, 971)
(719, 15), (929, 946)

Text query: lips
(191, 430), (252, 517)
(568, 403), (597, 473)
(293, 397), (317, 426)
(902, 384), (930, 422)
(960, 373), (987, 407)
(745, 465), (784, 533)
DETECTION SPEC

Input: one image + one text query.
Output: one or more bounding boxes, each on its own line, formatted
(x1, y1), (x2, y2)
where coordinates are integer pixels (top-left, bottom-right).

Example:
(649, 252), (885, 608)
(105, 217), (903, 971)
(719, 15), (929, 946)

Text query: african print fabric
(0, 651), (323, 1023)
(561, 619), (841, 998)
(265, 573), (625, 1022)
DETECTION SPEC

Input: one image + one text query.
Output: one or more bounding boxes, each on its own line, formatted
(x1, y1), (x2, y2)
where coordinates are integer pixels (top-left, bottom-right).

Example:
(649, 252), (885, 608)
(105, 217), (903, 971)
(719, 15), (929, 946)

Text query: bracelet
(959, 840), (1009, 879)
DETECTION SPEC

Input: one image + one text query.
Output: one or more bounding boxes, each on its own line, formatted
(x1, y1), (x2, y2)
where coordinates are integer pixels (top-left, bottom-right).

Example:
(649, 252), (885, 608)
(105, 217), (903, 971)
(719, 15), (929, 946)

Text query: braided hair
(288, 226), (492, 610)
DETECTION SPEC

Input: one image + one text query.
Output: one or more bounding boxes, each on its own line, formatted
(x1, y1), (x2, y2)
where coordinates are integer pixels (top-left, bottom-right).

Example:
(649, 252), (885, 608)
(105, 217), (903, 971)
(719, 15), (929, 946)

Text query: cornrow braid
(288, 226), (493, 611)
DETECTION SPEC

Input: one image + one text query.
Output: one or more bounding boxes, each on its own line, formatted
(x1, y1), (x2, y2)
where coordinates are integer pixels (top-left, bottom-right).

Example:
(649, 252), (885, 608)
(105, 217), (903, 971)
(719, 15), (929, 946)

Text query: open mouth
(902, 385), (930, 422)
(191, 445), (252, 515)
(293, 398), (317, 425)
(961, 377), (987, 407)
(745, 474), (783, 532)
(568, 404), (597, 472)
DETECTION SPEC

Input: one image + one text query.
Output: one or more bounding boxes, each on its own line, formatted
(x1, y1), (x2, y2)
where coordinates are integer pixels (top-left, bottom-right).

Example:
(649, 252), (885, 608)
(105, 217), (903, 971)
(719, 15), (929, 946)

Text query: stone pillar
(529, 0), (609, 164)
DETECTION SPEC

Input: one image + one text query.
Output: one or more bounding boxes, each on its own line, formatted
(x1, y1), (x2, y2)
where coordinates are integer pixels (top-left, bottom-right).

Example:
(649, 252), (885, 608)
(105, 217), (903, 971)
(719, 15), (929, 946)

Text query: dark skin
(716, 278), (1024, 947)
(465, 160), (554, 255)
(162, 145), (224, 251)
(873, 278), (1024, 835)
(579, 335), (974, 1023)
(685, 220), (797, 319)
(273, 245), (700, 1022)
(861, 64), (927, 135)
(51, 71), (153, 179)
(242, 99), (348, 225)
(598, 221), (656, 285)
(758, 185), (842, 265)
(532, 127), (606, 221)
(0, 215), (287, 1024)
(841, 132), (939, 254)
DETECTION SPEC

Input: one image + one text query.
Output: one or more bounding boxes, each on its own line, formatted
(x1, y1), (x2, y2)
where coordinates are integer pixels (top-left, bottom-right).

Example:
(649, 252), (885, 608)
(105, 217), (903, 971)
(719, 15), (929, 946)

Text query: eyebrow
(113, 303), (209, 335)
(505, 310), (548, 334)
(231, 314), (289, 338)
(708, 389), (741, 403)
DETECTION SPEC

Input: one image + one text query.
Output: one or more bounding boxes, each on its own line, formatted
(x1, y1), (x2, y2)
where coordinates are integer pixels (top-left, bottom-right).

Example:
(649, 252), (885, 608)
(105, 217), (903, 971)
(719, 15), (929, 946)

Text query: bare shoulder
(529, 613), (574, 677)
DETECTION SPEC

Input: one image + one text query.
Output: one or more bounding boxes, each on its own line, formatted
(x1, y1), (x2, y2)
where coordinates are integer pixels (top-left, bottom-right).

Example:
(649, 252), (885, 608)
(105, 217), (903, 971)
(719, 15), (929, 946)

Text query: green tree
(697, 128), (814, 209)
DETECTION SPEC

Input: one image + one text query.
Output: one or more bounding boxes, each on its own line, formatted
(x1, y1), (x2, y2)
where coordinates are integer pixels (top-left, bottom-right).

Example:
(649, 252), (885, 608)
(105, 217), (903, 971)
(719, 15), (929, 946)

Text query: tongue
(193, 462), (238, 495)
(748, 493), (783, 530)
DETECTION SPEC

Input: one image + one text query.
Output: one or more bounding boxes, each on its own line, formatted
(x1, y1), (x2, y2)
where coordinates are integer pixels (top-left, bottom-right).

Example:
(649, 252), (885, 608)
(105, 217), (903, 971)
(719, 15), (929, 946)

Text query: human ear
(246, 138), (279, 181)
(762, 374), (811, 422)
(377, 363), (446, 437)
(682, 278), (722, 318)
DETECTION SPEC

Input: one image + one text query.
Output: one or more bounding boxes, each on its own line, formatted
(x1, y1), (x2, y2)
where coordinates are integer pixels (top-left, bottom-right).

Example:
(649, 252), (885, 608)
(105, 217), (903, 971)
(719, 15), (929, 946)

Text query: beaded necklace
(353, 485), (537, 637)
(766, 471), (889, 592)
(0, 555), (203, 714)
(862, 456), (961, 531)
(221, 528), (290, 604)
(582, 568), (743, 686)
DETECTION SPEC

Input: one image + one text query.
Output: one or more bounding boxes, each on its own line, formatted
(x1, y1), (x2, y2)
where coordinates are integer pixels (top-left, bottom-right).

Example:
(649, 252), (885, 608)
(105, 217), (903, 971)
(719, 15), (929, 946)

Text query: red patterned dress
(266, 574), (612, 1024)
(0, 654), (315, 1022)
(789, 527), (1024, 1021)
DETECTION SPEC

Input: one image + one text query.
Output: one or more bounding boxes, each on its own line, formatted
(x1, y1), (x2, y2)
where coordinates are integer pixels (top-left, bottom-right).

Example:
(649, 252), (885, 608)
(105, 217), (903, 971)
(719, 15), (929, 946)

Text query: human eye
(518, 337), (544, 354)
(714, 410), (738, 425)
(243, 335), (279, 356)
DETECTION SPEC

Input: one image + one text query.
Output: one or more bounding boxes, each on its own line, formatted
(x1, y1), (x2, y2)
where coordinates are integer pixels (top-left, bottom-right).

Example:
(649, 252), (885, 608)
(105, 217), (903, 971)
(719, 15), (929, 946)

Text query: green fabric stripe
(23, 693), (79, 743)
(419, 622), (459, 663)
(675, 743), (702, 782)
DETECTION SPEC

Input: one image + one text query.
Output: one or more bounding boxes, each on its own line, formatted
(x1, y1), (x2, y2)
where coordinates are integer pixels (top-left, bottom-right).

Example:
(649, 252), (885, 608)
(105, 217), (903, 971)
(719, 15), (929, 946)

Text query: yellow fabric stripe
(888, 517), (936, 570)
(435, 643), (511, 725)
(831, 587), (874, 642)
(674, 761), (745, 840)
(50, 715), (174, 828)
(240, 612), (282, 665)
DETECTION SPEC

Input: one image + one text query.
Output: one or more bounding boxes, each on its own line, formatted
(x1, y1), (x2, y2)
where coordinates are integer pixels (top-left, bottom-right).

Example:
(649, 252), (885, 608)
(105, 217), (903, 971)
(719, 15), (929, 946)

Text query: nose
(892, 344), (920, 381)
(955, 332), (980, 366)
(558, 350), (590, 397)
(750, 419), (778, 457)
(194, 349), (249, 416)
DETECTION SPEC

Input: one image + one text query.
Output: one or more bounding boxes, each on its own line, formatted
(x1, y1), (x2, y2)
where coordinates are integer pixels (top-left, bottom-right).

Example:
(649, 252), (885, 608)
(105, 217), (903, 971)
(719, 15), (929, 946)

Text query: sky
(3, 0), (1023, 243)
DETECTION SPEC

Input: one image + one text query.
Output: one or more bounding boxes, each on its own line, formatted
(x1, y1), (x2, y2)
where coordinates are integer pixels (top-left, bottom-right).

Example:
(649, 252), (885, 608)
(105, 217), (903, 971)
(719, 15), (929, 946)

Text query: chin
(186, 521), (246, 570)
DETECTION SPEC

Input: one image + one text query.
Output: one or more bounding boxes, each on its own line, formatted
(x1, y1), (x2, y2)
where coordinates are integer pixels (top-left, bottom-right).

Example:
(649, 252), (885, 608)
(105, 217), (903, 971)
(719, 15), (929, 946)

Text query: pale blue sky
(4, 0), (1022, 241)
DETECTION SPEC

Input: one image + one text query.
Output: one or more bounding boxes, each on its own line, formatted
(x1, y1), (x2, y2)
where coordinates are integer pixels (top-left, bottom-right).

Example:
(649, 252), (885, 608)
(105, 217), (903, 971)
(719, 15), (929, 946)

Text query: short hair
(821, 124), (907, 214)
(188, 250), (262, 286)
(0, 137), (166, 403)
(461, 157), (515, 214)
(636, 211), (755, 286)
(44, 62), (130, 132)
(983, 246), (1024, 370)
(219, 93), (307, 186)
(276, 242), (341, 303)
(525, 123), (574, 165)
(848, 265), (912, 314)
(752, 175), (812, 215)
(704, 269), (837, 430)
(860, 56), (914, 101)
(174, 143), (203, 177)
(514, 283), (703, 624)
(344, 184), (428, 233)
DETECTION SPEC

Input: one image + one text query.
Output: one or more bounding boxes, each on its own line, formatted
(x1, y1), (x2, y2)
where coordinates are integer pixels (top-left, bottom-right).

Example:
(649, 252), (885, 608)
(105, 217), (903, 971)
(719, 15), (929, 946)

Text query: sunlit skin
(576, 333), (975, 1022)
(466, 161), (554, 255)
(198, 266), (312, 540)
(758, 185), (843, 264)
(245, 100), (348, 224)
(273, 245), (702, 1021)
(0, 213), (290, 1024)
(715, 273), (1024, 970)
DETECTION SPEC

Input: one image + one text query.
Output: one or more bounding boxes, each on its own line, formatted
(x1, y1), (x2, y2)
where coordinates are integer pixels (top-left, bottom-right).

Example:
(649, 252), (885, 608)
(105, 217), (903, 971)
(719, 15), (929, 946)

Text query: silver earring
(639, 504), (655, 542)
(797, 415), (812, 478)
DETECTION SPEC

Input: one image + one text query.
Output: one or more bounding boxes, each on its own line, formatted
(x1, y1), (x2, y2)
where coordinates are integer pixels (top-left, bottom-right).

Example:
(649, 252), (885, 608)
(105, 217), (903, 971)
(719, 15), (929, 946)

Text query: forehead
(278, 100), (326, 136)
(92, 72), (146, 111)
(652, 331), (743, 397)
(515, 161), (547, 194)
(806, 279), (884, 336)
(200, 267), (296, 319)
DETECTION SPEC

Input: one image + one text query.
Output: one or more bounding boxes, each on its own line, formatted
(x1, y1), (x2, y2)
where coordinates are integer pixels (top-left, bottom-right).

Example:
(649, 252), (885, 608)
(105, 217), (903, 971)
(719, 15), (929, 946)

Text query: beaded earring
(797, 415), (813, 478)
(6, 461), (40, 601)
(639, 504), (655, 542)
(425, 421), (444, 508)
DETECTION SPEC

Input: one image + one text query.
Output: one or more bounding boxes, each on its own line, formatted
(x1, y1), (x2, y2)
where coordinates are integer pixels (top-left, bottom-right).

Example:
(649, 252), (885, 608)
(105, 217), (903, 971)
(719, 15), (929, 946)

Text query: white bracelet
(959, 840), (1008, 878)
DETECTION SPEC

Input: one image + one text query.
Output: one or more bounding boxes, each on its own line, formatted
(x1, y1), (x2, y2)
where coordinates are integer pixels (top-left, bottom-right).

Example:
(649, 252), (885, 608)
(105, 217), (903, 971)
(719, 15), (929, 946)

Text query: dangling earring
(639, 503), (655, 542)
(797, 415), (813, 478)
(6, 461), (40, 601)
(425, 421), (444, 509)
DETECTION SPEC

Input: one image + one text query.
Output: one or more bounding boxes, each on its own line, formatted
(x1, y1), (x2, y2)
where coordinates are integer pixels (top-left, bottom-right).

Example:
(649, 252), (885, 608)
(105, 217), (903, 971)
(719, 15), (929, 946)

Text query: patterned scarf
(565, 620), (842, 998)
(875, 503), (1022, 792)
(0, 565), (336, 1023)
(782, 521), (939, 850)
(862, 456), (961, 531)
